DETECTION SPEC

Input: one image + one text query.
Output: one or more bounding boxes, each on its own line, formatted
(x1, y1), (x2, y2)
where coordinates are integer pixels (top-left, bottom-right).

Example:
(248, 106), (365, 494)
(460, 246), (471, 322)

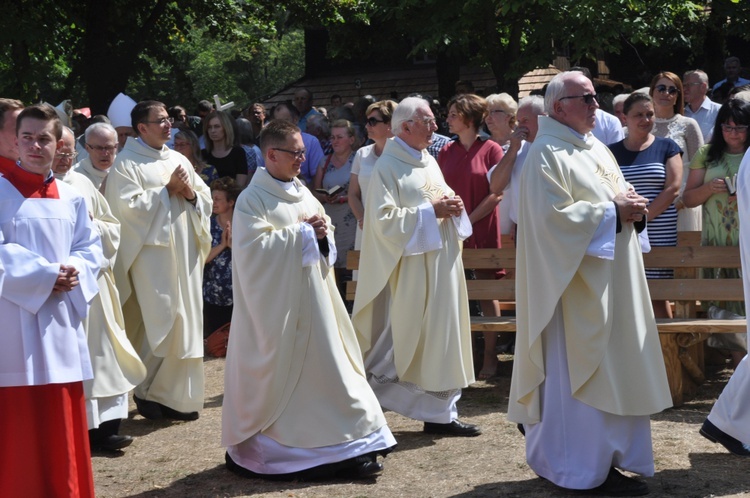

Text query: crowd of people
(2, 56), (750, 496)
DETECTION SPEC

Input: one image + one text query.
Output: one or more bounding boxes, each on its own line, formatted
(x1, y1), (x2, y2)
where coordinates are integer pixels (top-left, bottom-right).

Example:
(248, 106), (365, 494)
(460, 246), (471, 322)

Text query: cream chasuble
(508, 116), (672, 424)
(352, 139), (474, 393)
(106, 137), (211, 359)
(59, 170), (146, 399)
(222, 167), (387, 449)
(74, 158), (109, 192)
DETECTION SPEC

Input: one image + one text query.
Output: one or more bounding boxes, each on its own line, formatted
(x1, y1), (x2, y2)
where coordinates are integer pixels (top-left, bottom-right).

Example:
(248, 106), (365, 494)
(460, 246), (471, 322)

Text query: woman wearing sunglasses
(683, 98), (750, 367)
(349, 100), (397, 245)
(649, 71), (705, 232)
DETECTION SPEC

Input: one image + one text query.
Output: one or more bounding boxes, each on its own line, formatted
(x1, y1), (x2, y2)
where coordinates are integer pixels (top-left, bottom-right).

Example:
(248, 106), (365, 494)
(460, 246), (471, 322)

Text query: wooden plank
(466, 280), (516, 301)
(647, 280), (744, 301)
(643, 246), (741, 268)
(467, 317), (746, 334)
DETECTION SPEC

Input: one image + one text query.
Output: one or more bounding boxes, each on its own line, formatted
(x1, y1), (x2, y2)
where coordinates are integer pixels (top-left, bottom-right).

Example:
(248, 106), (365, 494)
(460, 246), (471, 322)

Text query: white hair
(518, 95), (545, 115)
(392, 97), (430, 137)
(734, 90), (750, 103)
(486, 93), (518, 115)
(544, 72), (572, 115)
(85, 122), (117, 142)
(684, 69), (709, 86)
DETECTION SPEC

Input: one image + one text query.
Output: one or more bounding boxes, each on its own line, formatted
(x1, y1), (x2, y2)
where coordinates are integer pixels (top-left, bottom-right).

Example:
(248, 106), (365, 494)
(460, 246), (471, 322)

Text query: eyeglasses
(558, 94), (598, 105)
(56, 151), (78, 160)
(489, 109), (508, 116)
(86, 143), (117, 153)
(407, 117), (437, 127)
(655, 84), (679, 95)
(721, 124), (749, 133)
(272, 147), (306, 160)
(365, 117), (386, 127)
(683, 82), (702, 88)
(144, 117), (174, 126)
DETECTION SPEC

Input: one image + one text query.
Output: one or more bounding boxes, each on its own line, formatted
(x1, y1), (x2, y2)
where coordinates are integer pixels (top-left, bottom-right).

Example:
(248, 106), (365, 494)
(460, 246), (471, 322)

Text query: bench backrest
(345, 231), (743, 305)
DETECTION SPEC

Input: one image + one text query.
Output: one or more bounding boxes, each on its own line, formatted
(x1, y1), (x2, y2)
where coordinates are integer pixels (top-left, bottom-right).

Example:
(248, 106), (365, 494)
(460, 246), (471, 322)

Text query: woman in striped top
(609, 92), (683, 318)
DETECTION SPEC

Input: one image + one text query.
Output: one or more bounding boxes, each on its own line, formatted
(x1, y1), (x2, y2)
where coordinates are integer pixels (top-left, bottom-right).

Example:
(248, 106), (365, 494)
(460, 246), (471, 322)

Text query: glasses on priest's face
(655, 84), (679, 96)
(272, 148), (306, 160)
(558, 94), (598, 105)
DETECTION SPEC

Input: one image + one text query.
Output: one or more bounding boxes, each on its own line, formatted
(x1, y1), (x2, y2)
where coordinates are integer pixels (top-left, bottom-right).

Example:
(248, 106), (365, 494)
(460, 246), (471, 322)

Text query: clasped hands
(614, 189), (649, 223)
(53, 264), (79, 293)
(304, 214), (329, 240)
(166, 165), (195, 200)
(432, 195), (464, 218)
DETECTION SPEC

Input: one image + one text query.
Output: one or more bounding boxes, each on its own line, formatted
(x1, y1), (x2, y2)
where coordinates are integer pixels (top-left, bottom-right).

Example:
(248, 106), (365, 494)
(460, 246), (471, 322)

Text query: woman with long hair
(683, 98), (750, 367)
(649, 71), (704, 231)
(174, 129), (218, 186)
(202, 110), (248, 186)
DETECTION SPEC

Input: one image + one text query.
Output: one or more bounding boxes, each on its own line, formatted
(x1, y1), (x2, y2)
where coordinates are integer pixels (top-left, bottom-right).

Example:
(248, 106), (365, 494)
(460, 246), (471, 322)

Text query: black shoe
(573, 468), (649, 496)
(90, 434), (134, 452)
(158, 403), (200, 421)
(133, 395), (163, 420)
(700, 419), (750, 456)
(424, 420), (482, 437)
(517, 423), (526, 437)
(225, 451), (383, 482)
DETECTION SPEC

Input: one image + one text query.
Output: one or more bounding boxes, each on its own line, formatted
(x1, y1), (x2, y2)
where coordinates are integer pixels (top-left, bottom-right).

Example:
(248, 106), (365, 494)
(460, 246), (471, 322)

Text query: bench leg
(660, 335), (683, 407)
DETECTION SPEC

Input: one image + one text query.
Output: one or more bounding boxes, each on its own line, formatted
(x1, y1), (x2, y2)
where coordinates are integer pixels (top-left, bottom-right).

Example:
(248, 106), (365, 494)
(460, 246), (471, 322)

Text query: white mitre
(107, 93), (137, 128)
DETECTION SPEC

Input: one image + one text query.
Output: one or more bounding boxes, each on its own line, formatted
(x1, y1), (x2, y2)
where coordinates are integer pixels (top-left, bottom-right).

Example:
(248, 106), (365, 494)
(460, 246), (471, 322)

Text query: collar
(393, 136), (423, 159)
(3, 163), (59, 198)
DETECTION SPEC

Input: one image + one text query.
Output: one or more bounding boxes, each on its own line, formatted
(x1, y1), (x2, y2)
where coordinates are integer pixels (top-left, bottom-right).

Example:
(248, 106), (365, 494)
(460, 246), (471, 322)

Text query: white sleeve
(300, 222), (337, 267)
(586, 202), (617, 260)
(404, 202), (443, 256)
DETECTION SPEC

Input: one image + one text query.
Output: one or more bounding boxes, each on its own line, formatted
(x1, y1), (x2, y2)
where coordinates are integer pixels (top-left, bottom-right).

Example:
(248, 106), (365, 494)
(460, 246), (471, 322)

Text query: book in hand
(724, 174), (738, 196)
(316, 185), (344, 196)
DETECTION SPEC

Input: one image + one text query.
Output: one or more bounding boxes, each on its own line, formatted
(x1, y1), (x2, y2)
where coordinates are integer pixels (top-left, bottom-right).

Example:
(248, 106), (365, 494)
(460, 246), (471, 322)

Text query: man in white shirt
(712, 57), (750, 94)
(684, 69), (722, 141)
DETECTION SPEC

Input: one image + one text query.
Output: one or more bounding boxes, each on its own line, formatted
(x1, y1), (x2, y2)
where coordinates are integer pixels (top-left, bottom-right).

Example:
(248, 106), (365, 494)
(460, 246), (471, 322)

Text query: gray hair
(85, 122), (117, 142)
(733, 90), (750, 103)
(518, 95), (545, 115)
(306, 113), (330, 137)
(391, 97), (430, 137)
(612, 93), (630, 107)
(684, 69), (709, 85)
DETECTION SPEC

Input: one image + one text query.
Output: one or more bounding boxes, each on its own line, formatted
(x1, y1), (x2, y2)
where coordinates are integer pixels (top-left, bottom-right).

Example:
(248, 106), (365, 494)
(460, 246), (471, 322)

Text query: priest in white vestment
(74, 122), (119, 193)
(699, 147), (750, 456)
(0, 104), (103, 497)
(222, 120), (395, 481)
(54, 127), (146, 452)
(106, 101), (212, 421)
(509, 72), (673, 495)
(352, 97), (480, 437)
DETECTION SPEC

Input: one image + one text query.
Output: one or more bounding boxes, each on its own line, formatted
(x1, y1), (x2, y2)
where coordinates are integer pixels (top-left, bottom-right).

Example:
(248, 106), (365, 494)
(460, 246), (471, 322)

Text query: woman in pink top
(438, 93), (504, 380)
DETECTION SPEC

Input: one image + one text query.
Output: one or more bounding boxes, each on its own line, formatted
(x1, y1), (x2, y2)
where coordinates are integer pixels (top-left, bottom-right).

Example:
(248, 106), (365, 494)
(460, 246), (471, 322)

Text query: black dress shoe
(573, 468), (649, 496)
(423, 420), (482, 437)
(133, 395), (163, 420)
(91, 434), (134, 452)
(700, 419), (750, 456)
(158, 403), (200, 421)
(225, 451), (384, 482)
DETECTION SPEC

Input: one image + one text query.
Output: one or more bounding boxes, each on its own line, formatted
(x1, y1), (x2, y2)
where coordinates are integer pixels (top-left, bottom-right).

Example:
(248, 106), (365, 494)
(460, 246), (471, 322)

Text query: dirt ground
(93, 355), (750, 498)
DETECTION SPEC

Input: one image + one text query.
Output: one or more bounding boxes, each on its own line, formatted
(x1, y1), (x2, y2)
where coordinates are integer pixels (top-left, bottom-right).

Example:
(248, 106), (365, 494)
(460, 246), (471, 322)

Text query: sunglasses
(656, 84), (679, 95)
(365, 117), (386, 127)
(558, 94), (598, 105)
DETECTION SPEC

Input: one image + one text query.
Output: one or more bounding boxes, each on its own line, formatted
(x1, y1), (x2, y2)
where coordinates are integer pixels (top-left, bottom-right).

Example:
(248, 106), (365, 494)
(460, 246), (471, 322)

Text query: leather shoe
(226, 451), (383, 481)
(424, 420), (482, 437)
(573, 468), (649, 496)
(133, 395), (163, 420)
(91, 434), (133, 452)
(700, 419), (750, 456)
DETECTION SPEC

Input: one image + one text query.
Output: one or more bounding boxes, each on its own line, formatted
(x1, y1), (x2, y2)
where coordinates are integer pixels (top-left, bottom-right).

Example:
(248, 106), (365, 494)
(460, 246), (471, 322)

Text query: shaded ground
(93, 356), (750, 498)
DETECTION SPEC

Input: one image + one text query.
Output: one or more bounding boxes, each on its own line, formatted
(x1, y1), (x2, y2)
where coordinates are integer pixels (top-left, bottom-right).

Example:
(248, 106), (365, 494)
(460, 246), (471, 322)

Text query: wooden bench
(346, 232), (746, 407)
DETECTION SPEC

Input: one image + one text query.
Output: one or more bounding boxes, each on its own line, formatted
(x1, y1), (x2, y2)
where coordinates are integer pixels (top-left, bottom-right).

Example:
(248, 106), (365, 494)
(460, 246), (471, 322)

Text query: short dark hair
(0, 98), (24, 130)
(271, 101), (300, 120)
(707, 98), (750, 164)
(259, 119), (300, 156)
(622, 93), (653, 115)
(196, 100), (213, 114)
(210, 176), (243, 204)
(16, 103), (62, 139)
(131, 100), (167, 135)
